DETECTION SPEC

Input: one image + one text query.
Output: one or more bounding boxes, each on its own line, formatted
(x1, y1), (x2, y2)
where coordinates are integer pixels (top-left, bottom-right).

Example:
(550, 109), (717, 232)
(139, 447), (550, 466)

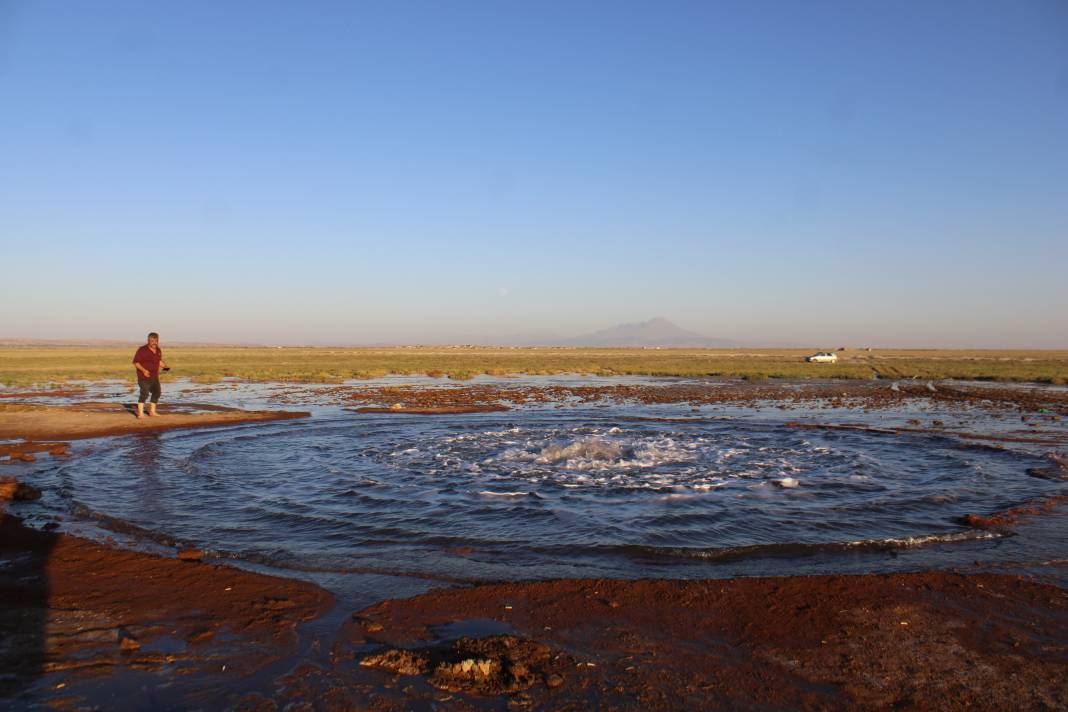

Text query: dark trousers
(137, 377), (161, 404)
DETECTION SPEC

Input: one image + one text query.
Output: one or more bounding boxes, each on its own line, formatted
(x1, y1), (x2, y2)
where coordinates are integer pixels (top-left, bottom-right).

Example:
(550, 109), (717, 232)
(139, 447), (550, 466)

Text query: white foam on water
(378, 422), (920, 497)
(850, 530), (1000, 548)
(478, 490), (530, 498)
(532, 438), (624, 465)
(692, 481), (727, 491)
(483, 427), (522, 436)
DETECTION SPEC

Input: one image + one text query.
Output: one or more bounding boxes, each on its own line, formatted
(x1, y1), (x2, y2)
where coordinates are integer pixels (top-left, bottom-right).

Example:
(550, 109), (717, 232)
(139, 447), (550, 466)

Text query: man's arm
(133, 350), (151, 378)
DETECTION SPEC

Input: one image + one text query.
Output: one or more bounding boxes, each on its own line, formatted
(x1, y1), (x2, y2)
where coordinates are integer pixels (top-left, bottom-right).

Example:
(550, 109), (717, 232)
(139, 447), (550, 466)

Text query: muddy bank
(349, 405), (511, 415)
(0, 402), (309, 443)
(4, 379), (1067, 709)
(3, 513), (1067, 709)
(347, 573), (1068, 710)
(271, 380), (1068, 416)
(0, 514), (333, 705)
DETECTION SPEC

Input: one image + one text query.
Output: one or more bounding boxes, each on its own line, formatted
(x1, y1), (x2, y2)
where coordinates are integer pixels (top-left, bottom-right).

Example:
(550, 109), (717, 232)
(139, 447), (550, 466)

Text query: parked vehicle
(806, 352), (838, 363)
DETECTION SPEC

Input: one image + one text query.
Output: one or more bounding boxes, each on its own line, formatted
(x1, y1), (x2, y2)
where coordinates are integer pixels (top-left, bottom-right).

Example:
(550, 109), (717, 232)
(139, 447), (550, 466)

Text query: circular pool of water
(30, 406), (1065, 581)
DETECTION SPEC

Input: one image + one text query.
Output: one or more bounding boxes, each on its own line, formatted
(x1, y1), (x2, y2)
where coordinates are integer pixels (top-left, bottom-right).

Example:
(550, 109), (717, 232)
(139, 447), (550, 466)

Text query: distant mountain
(558, 318), (736, 348)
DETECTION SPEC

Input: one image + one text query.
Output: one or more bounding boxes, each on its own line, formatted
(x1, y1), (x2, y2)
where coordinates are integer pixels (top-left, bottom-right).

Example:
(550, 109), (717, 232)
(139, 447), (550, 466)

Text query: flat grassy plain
(1, 346), (1067, 387)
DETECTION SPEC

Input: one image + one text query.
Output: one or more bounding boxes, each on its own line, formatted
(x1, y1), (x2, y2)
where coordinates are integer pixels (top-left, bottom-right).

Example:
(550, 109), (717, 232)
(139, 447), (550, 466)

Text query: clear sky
(1, 1), (1066, 347)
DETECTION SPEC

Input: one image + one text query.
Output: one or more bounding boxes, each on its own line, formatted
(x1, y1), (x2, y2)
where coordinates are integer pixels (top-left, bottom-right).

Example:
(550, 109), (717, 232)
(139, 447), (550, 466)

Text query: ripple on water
(23, 409), (1068, 581)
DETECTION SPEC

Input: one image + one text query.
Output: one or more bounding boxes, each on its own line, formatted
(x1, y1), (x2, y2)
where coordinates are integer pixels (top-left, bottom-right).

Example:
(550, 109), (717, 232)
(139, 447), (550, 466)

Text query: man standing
(132, 332), (169, 419)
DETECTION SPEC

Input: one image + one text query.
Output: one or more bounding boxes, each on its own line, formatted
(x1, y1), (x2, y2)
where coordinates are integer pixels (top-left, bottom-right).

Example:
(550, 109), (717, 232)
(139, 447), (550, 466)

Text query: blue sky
(1, 1), (1066, 346)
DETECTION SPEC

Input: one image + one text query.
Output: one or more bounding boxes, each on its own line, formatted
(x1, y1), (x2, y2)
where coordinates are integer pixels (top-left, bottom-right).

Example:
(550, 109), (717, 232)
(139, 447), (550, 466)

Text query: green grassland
(1, 346), (1067, 387)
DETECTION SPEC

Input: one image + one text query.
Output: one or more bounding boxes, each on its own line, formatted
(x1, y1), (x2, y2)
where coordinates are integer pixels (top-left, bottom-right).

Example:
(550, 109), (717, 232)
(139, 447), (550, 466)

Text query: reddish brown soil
(958, 493), (1068, 528)
(0, 441), (70, 462)
(0, 402), (309, 442)
(0, 387), (88, 399)
(350, 405), (511, 415)
(274, 380), (1068, 417)
(3, 519), (1067, 709)
(346, 574), (1068, 710)
(0, 515), (333, 702)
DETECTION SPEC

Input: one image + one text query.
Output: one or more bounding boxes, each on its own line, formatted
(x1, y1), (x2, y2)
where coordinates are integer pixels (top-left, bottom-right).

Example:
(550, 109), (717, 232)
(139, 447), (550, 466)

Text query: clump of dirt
(360, 648), (429, 676)
(0, 478), (42, 502)
(0, 441), (70, 463)
(958, 493), (1068, 528)
(360, 634), (560, 696)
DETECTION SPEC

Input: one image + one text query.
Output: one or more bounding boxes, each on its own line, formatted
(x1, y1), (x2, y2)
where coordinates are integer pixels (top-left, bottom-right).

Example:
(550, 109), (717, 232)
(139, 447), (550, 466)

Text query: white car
(806, 352), (838, 363)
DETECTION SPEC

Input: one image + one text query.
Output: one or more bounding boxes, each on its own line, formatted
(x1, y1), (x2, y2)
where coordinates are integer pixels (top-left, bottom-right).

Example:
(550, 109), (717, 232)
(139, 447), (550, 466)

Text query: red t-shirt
(133, 345), (163, 379)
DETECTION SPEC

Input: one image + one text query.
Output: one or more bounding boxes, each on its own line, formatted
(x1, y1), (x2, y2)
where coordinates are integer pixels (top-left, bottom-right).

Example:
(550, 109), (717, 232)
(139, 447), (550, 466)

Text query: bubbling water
(24, 407), (1067, 582)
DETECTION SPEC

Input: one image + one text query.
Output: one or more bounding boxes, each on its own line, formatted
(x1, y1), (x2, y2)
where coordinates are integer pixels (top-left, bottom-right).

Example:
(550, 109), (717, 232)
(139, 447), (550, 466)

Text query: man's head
(147, 332), (159, 347)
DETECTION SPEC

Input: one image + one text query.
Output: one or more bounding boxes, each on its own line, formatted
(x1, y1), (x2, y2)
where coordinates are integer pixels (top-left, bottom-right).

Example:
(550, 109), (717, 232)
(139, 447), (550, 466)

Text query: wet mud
(342, 574), (1068, 710)
(0, 515), (333, 705)
(0, 441), (70, 463)
(301, 380), (1068, 416)
(6, 516), (1067, 711)
(0, 402), (310, 442)
(958, 493), (1068, 529)
(3, 379), (1067, 709)
(350, 405), (511, 415)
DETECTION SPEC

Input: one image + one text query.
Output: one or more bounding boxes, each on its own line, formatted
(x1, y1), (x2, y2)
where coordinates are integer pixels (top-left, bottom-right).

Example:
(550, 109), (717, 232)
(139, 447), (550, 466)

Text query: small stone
(545, 673), (564, 688)
(177, 549), (204, 562)
(365, 623), (384, 633)
(120, 636), (141, 651)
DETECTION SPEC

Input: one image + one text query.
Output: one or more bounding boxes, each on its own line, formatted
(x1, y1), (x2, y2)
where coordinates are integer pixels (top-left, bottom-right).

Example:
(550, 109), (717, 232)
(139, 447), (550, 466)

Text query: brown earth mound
(0, 402), (309, 442)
